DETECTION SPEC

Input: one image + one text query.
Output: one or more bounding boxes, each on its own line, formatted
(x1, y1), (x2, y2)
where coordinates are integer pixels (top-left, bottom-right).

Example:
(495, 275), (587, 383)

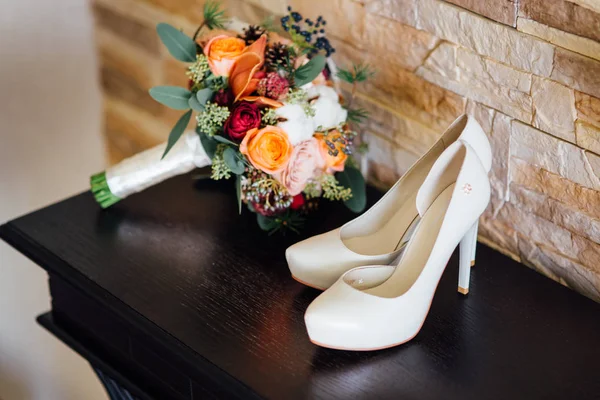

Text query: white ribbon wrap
(105, 131), (211, 198)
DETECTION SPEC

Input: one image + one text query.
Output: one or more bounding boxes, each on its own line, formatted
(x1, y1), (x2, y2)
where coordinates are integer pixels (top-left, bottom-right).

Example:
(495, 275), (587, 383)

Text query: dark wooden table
(2, 172), (600, 400)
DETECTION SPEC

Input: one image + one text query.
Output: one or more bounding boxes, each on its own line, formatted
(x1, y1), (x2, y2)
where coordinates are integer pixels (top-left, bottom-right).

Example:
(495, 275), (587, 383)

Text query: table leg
(93, 366), (137, 400)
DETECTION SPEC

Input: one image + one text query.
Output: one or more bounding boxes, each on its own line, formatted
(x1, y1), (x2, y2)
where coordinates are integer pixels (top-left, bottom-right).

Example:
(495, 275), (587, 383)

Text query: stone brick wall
(91, 0), (600, 302)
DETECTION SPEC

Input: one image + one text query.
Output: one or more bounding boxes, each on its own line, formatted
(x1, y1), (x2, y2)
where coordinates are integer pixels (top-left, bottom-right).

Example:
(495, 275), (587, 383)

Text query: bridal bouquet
(91, 2), (373, 233)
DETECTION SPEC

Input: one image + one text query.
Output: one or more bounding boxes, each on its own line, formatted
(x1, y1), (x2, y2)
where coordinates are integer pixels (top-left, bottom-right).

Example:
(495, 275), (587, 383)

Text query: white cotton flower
(307, 85), (348, 131)
(275, 103), (315, 145)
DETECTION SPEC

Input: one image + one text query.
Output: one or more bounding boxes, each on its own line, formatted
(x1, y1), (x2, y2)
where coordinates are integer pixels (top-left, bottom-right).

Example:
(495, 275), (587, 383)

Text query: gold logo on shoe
(462, 183), (472, 195)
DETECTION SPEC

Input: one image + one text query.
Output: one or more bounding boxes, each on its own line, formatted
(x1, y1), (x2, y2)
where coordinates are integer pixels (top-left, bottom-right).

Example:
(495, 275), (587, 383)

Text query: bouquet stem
(91, 172), (121, 208)
(90, 131), (211, 208)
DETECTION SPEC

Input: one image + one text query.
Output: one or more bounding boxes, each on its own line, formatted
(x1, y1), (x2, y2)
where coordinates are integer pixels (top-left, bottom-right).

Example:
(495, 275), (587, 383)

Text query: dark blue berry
(287, 5), (292, 11)
(320, 29), (325, 33)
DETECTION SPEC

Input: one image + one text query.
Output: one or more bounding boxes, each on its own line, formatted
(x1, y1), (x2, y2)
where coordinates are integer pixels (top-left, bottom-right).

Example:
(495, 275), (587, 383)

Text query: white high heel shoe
(286, 114), (491, 290)
(305, 140), (491, 351)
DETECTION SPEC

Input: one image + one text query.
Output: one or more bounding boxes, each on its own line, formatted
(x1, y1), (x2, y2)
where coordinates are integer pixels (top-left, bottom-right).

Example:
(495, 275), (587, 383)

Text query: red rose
(290, 194), (305, 210)
(214, 89), (233, 107)
(224, 101), (261, 141)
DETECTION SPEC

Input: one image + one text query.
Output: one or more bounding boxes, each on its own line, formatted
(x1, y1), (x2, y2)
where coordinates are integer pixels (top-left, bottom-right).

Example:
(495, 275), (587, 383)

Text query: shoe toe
(285, 229), (346, 290)
(304, 281), (372, 349)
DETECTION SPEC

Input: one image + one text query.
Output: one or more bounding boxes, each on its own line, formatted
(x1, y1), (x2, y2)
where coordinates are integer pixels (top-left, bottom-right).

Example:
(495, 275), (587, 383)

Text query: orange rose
(316, 130), (348, 172)
(240, 126), (293, 174)
(229, 35), (267, 102)
(203, 35), (246, 76)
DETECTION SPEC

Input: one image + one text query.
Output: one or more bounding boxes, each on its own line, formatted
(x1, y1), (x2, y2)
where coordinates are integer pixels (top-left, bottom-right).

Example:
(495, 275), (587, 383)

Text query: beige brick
(104, 97), (170, 163)
(551, 48), (600, 99)
(479, 208), (520, 257)
(500, 202), (579, 261)
(445, 0), (518, 26)
(93, 0), (197, 34)
(417, 46), (533, 123)
(138, 0), (207, 22)
(355, 65), (466, 132)
(417, 0), (554, 76)
(368, 162), (400, 189)
(364, 0), (417, 25)
(531, 77), (576, 143)
(517, 18), (600, 62)
(519, 0), (600, 42)
(576, 121), (600, 155)
(243, 0), (287, 15)
(93, 2), (160, 55)
(353, 93), (441, 156)
(363, 13), (439, 71)
(101, 65), (163, 116)
(510, 121), (600, 190)
(570, 0), (600, 13)
(490, 110), (512, 203)
(288, 0), (366, 43)
(97, 29), (160, 91)
(510, 157), (600, 220)
(510, 183), (600, 243)
(575, 91), (600, 128)
(518, 236), (600, 303)
(363, 133), (419, 180)
(225, 0), (275, 26)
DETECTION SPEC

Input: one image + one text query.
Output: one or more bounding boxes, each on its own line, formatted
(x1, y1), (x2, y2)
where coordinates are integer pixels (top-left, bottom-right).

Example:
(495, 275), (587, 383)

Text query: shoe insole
(342, 191), (419, 256)
(365, 183), (455, 298)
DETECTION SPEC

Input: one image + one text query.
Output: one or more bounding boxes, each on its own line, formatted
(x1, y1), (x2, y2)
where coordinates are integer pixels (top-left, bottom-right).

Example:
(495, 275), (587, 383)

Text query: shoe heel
(470, 219), (479, 267)
(458, 221), (478, 295)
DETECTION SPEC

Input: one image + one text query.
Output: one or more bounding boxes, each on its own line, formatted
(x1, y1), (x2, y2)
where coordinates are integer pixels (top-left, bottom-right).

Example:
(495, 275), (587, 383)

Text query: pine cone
(265, 42), (290, 71)
(239, 25), (266, 45)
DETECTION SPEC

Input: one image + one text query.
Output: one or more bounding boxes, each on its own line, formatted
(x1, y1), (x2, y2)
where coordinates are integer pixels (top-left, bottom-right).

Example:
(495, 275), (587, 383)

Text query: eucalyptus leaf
(149, 86), (192, 110)
(162, 110), (193, 159)
(257, 214), (277, 231)
(235, 175), (242, 215)
(197, 129), (217, 159)
(223, 147), (245, 175)
(196, 88), (214, 105)
(294, 55), (327, 87)
(156, 23), (197, 62)
(336, 166), (367, 213)
(213, 135), (238, 147)
(188, 95), (204, 112)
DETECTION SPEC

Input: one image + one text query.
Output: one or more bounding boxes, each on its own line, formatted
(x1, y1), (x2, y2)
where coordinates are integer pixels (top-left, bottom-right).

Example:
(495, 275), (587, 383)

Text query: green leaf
(197, 129), (217, 159)
(156, 23), (197, 62)
(189, 95), (204, 111)
(294, 55), (327, 87)
(336, 166), (367, 213)
(235, 175), (242, 215)
(257, 214), (277, 231)
(196, 88), (214, 105)
(150, 86), (192, 110)
(223, 147), (245, 175)
(213, 135), (238, 147)
(162, 110), (192, 159)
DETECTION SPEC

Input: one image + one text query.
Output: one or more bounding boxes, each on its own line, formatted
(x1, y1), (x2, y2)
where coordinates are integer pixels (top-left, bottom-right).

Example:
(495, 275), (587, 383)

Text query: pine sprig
(193, 0), (228, 40)
(203, 0), (228, 30)
(336, 63), (376, 84)
(346, 107), (369, 124)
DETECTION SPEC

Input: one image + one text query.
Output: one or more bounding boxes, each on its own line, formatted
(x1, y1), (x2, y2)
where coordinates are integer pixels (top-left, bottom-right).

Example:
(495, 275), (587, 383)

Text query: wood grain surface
(2, 172), (600, 399)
